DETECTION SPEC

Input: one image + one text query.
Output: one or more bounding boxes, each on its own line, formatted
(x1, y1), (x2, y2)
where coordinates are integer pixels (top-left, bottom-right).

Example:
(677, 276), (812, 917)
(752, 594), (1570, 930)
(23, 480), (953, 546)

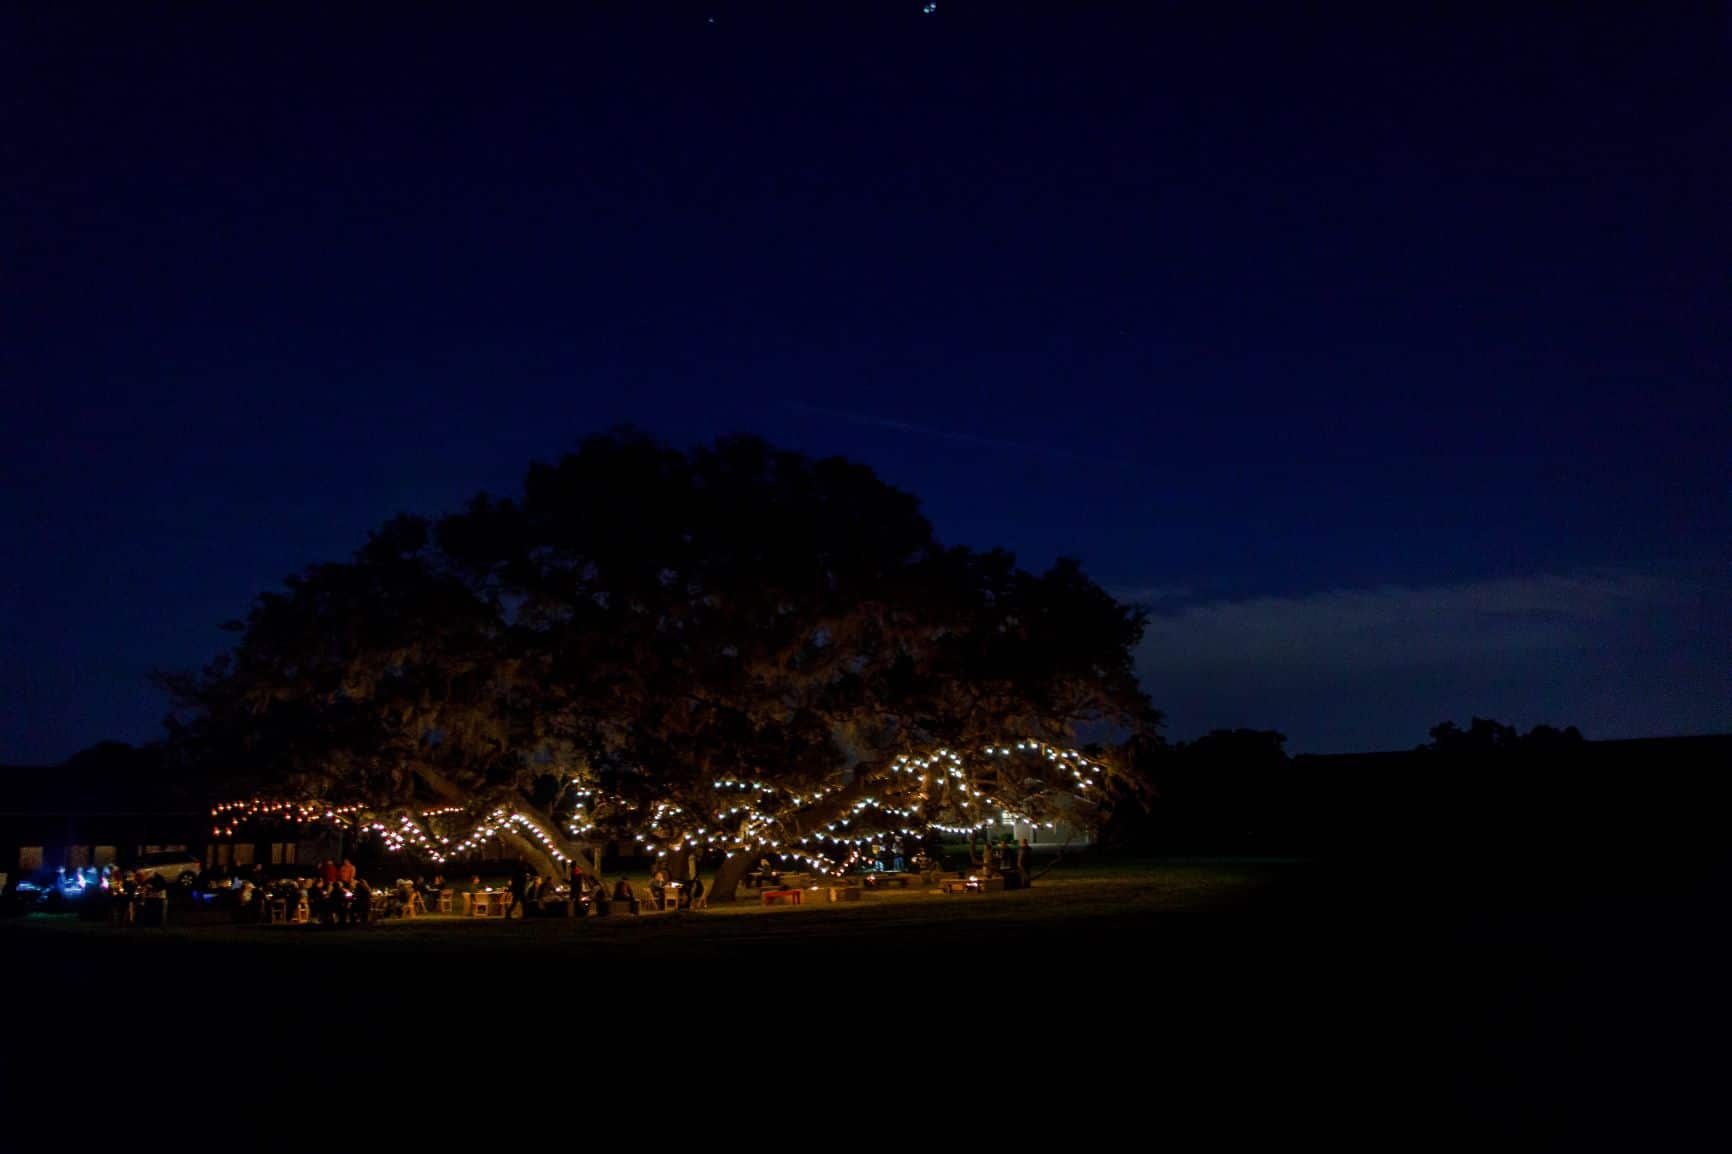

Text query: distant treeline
(1103, 720), (1732, 862)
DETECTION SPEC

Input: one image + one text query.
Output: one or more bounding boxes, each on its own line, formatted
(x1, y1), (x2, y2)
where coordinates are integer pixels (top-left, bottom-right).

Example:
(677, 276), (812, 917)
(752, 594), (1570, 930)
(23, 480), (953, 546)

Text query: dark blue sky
(3, 4), (1727, 761)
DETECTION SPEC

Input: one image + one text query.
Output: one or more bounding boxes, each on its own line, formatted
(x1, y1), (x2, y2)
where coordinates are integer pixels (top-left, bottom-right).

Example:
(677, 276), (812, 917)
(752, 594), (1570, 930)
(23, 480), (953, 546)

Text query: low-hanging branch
(209, 736), (1110, 876)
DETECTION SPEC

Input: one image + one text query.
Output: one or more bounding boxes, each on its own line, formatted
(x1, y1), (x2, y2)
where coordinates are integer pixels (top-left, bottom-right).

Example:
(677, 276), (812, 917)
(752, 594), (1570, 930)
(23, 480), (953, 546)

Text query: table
(467, 890), (510, 917)
(762, 888), (803, 906)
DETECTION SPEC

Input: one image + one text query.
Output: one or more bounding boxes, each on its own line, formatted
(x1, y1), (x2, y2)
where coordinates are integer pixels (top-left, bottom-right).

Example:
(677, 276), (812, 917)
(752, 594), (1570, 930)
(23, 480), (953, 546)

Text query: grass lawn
(5, 853), (1723, 1141)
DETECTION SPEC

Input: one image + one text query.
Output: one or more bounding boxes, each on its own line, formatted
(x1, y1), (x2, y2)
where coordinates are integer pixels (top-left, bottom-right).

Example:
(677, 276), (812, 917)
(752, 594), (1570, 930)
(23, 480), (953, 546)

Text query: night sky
(3, 4), (1727, 762)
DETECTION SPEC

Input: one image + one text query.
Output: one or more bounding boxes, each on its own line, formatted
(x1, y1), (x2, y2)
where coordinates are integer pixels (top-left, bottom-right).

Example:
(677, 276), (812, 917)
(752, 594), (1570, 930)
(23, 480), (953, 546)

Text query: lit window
(19, 846), (43, 871)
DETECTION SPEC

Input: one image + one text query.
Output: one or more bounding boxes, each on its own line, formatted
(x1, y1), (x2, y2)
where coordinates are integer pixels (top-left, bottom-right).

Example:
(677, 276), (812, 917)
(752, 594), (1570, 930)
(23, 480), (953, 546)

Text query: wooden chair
(410, 890), (429, 917)
(436, 890), (453, 914)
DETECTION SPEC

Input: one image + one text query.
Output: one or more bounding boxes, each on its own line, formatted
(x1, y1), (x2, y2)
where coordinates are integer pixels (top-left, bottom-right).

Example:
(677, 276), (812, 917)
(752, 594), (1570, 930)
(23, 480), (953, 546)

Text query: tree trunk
(410, 764), (602, 880)
(708, 851), (761, 904)
(495, 827), (566, 889)
(707, 763), (887, 902)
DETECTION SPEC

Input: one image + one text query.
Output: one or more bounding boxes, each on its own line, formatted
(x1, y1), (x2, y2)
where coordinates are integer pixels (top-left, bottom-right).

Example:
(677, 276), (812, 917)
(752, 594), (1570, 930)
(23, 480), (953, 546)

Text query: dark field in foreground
(5, 857), (1724, 1139)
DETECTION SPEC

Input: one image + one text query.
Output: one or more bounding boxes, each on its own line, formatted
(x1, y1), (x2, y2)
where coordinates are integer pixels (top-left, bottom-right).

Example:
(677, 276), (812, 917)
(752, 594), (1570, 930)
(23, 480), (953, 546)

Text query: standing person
(319, 859), (339, 886)
(510, 856), (531, 919)
(338, 859), (356, 886)
(568, 862), (589, 915)
(1016, 838), (1032, 889)
(111, 870), (135, 925)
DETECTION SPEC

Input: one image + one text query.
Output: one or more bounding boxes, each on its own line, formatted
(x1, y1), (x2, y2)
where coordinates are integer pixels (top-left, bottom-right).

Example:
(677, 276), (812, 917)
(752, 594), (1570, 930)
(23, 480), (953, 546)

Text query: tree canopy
(163, 431), (1160, 897)
(1424, 718), (1585, 755)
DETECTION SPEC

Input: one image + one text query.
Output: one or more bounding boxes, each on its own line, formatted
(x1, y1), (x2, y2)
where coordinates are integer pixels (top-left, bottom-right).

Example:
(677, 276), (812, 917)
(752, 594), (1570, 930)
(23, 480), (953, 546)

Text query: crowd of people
(97, 864), (171, 924)
(67, 846), (1034, 931)
(233, 858), (380, 926)
(582, 863), (707, 914)
(88, 845), (1039, 927)
(968, 835), (1035, 888)
(214, 856), (714, 924)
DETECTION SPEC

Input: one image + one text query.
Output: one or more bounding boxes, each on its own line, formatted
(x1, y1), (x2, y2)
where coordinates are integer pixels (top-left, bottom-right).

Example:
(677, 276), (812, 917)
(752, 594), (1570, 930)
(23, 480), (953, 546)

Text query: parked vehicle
(129, 851), (201, 887)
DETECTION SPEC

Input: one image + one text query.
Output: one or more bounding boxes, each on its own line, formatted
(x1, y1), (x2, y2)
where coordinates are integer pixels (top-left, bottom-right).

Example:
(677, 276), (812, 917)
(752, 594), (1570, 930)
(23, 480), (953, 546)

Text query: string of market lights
(211, 798), (572, 866)
(206, 738), (1105, 866)
(633, 741), (1094, 863)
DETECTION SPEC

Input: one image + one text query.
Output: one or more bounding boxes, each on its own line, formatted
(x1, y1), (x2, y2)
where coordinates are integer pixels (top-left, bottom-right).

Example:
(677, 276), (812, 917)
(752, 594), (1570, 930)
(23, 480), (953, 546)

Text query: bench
(762, 889), (804, 906)
(941, 876), (1006, 893)
(827, 886), (862, 903)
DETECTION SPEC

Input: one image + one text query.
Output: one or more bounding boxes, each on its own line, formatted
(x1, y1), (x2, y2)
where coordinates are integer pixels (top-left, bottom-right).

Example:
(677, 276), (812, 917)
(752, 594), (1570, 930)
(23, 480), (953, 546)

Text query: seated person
(611, 877), (638, 914)
(328, 883), (355, 926)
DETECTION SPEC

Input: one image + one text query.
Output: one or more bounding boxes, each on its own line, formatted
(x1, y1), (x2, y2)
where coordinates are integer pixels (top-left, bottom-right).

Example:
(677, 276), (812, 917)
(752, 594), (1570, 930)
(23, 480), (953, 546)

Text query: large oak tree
(165, 431), (1160, 898)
